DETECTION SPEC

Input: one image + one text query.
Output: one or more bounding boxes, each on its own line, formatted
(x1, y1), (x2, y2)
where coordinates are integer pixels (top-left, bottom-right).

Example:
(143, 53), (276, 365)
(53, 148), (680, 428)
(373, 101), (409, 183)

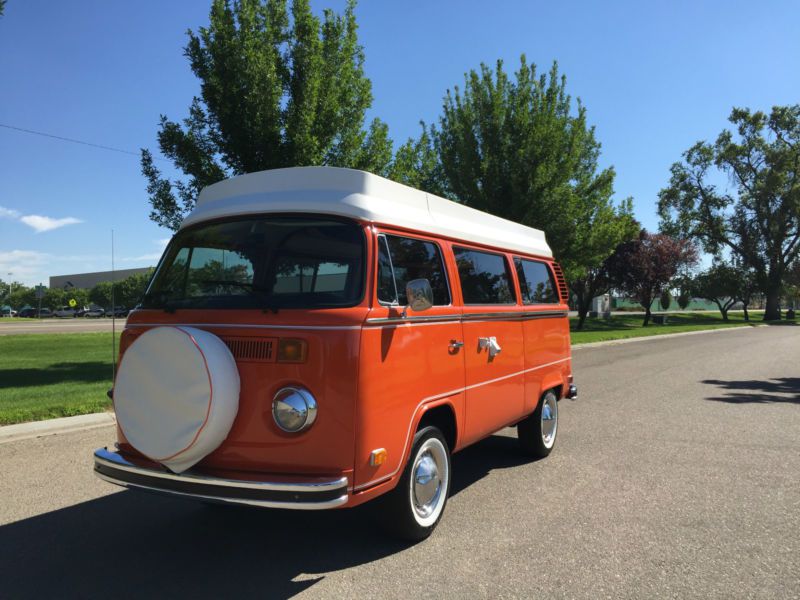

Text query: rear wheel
(378, 426), (451, 542)
(518, 389), (558, 458)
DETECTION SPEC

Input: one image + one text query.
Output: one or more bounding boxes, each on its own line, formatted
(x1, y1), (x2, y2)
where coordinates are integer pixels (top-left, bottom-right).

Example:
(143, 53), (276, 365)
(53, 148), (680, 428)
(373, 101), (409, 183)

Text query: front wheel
(378, 426), (451, 542)
(518, 389), (559, 458)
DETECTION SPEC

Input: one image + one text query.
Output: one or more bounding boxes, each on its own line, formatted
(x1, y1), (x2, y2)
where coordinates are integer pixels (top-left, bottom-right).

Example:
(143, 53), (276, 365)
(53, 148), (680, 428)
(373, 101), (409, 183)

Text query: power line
(0, 122), (165, 160)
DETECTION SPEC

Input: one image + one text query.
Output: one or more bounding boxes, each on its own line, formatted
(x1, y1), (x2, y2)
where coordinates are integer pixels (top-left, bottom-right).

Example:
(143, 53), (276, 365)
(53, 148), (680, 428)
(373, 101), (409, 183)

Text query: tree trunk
(742, 302), (749, 321)
(764, 286), (782, 321)
(714, 299), (729, 321)
(643, 305), (651, 326)
(575, 292), (592, 330)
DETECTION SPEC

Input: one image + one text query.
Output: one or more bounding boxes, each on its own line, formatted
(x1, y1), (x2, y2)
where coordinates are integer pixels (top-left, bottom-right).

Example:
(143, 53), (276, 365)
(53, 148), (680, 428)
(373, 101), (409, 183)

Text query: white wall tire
(378, 426), (451, 542)
(518, 389), (559, 459)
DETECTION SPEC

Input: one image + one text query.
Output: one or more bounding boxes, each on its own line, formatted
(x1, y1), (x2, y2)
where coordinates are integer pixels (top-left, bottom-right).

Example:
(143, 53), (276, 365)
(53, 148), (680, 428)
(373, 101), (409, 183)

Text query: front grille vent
(551, 263), (570, 304)
(222, 337), (277, 362)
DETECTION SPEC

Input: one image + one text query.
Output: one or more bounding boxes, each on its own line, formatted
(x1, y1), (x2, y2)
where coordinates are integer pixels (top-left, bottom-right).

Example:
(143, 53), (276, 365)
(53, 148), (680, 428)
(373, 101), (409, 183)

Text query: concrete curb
(0, 412), (116, 445)
(572, 324), (765, 349)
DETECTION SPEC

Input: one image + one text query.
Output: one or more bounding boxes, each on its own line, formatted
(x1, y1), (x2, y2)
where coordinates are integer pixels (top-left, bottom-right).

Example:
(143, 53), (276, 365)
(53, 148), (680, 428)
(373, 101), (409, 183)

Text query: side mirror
(405, 279), (434, 312)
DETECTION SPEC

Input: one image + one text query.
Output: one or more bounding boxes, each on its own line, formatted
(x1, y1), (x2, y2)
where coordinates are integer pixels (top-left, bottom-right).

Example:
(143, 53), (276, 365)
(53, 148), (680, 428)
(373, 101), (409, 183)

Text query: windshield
(142, 216), (365, 310)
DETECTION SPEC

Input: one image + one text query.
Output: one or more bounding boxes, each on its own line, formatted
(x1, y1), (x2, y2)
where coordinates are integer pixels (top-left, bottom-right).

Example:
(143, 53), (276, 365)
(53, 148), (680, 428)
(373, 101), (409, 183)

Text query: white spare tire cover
(115, 326), (240, 474)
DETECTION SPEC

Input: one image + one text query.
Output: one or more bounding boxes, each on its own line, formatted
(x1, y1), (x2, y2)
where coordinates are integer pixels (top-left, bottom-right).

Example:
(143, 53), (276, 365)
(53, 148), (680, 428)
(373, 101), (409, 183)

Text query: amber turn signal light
(370, 448), (387, 466)
(277, 338), (307, 363)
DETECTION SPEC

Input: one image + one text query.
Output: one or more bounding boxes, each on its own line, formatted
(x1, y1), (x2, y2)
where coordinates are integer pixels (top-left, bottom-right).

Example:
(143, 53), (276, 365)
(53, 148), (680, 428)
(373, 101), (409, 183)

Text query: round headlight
(272, 387), (317, 433)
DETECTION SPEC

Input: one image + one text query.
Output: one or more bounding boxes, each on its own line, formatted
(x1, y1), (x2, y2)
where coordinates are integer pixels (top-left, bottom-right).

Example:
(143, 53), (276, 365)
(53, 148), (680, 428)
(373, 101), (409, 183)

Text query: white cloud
(0, 206), (21, 219)
(19, 214), (83, 233)
(0, 250), (111, 287)
(0, 204), (82, 232)
(0, 250), (51, 285)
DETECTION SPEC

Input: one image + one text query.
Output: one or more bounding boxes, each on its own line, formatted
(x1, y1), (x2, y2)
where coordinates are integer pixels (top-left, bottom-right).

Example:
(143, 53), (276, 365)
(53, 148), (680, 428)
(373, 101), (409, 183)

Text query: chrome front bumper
(93, 448), (349, 510)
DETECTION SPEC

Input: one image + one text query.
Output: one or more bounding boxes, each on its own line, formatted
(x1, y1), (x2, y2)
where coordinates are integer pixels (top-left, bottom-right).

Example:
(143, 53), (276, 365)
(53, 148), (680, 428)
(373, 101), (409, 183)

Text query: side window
(454, 247), (516, 304)
(514, 258), (559, 304)
(377, 234), (450, 306)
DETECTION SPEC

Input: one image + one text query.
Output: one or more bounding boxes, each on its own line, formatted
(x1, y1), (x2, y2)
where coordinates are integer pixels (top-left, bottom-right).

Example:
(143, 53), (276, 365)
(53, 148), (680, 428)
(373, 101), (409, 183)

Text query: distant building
(49, 267), (154, 290)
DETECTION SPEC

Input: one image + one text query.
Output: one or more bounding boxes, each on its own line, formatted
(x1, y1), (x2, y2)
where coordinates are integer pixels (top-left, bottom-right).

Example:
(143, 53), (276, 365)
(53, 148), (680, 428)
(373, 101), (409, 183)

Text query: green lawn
(569, 311), (768, 345)
(0, 333), (119, 425)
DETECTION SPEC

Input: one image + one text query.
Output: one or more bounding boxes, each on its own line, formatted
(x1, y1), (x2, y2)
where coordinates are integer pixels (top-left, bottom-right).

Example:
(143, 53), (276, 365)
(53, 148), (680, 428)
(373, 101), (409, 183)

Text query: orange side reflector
(370, 448), (388, 466)
(277, 338), (307, 363)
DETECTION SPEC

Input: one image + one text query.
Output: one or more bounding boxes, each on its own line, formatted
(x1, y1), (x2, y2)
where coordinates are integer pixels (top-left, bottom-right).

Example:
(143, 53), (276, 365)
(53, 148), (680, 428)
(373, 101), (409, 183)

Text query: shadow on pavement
(0, 433), (534, 599)
(702, 377), (800, 404)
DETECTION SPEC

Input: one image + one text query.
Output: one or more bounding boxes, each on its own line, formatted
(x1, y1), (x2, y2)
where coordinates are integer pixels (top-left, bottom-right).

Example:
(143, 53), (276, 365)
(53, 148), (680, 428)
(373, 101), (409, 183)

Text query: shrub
(660, 290), (673, 310)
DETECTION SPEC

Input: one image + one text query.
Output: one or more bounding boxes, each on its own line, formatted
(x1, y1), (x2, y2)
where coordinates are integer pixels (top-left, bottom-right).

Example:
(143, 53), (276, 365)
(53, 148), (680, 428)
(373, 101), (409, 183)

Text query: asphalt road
(0, 325), (798, 599)
(0, 318), (119, 335)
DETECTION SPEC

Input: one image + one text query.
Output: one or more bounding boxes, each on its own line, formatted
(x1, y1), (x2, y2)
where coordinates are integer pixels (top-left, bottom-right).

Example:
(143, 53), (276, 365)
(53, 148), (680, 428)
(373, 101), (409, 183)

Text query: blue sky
(1, 0), (798, 286)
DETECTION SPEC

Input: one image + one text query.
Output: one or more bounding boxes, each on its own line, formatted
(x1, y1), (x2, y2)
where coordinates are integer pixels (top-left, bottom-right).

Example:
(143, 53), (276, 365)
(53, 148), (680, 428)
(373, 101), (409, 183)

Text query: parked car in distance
(54, 306), (77, 318)
(106, 306), (129, 318)
(83, 305), (105, 318)
(1, 306), (17, 317)
(19, 307), (53, 318)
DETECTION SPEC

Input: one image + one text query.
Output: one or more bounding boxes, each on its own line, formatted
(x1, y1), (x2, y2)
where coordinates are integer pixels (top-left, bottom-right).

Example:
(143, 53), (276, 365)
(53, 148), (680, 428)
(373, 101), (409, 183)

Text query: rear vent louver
(222, 337), (277, 362)
(551, 263), (569, 304)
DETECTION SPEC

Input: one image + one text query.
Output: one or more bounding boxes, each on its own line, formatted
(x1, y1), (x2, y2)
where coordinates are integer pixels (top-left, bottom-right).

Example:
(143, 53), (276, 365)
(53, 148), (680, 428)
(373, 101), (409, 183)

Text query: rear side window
(454, 247), (516, 304)
(377, 234), (450, 306)
(514, 258), (559, 304)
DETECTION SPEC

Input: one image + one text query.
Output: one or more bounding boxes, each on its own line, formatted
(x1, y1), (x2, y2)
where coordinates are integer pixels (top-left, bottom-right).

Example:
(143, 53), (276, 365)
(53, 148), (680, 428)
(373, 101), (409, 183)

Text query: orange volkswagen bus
(93, 167), (576, 540)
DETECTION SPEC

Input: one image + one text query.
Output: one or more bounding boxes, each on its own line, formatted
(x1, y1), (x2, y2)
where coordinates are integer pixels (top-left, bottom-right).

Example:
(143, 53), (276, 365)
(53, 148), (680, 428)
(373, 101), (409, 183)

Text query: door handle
(478, 336), (502, 358)
(449, 340), (465, 350)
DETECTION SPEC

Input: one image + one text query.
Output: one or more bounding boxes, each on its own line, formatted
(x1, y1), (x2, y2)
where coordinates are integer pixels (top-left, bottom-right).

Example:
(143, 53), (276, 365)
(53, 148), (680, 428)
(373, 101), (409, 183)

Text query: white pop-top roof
(182, 167), (552, 258)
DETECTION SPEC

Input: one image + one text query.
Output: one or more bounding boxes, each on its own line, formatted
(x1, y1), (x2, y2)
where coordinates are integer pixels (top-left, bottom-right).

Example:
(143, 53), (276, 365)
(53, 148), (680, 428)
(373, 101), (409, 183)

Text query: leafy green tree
(692, 263), (741, 321)
(659, 105), (800, 321)
(0, 1), (6, 18)
(570, 240), (637, 330)
(7, 283), (35, 310)
(115, 271), (154, 308)
(416, 57), (637, 297)
(606, 230), (698, 326)
(387, 123), (449, 198)
(89, 282), (113, 308)
(142, 0), (392, 231)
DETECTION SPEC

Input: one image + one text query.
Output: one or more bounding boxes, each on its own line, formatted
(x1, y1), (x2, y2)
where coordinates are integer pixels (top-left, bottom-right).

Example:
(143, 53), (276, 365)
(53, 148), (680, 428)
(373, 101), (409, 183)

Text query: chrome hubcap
(414, 454), (440, 510)
(541, 394), (558, 448)
(410, 438), (448, 524)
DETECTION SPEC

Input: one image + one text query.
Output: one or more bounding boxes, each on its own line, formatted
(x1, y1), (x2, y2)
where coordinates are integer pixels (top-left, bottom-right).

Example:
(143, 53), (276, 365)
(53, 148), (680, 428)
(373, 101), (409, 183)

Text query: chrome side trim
(462, 310), (567, 321)
(365, 314), (461, 325)
(364, 310), (567, 326)
(128, 310), (566, 332)
(126, 323), (362, 331)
